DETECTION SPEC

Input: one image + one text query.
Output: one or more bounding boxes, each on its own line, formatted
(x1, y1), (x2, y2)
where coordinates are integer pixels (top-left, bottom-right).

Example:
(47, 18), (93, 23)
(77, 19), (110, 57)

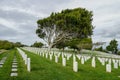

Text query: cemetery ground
(0, 48), (120, 80)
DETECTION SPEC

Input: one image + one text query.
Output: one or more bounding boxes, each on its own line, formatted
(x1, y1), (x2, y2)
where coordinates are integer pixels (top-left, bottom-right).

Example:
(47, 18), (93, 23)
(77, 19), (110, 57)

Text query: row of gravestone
(10, 56), (18, 77)
(17, 48), (31, 72)
(22, 47), (95, 72)
(0, 57), (7, 68)
(22, 47), (120, 73)
(0, 54), (18, 77)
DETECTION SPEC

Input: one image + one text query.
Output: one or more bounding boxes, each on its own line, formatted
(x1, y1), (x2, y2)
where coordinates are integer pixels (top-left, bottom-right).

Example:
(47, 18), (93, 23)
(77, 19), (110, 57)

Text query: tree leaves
(106, 39), (118, 54)
(36, 8), (94, 49)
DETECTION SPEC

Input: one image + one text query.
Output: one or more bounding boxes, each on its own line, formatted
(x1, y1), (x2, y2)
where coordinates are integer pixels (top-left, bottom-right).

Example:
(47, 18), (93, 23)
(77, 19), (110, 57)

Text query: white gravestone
(119, 60), (120, 66)
(81, 57), (84, 64)
(62, 58), (66, 66)
(114, 62), (118, 69)
(73, 61), (78, 72)
(25, 54), (27, 65)
(55, 56), (58, 63)
(101, 58), (105, 66)
(92, 57), (96, 68)
(46, 53), (48, 58)
(108, 59), (111, 64)
(27, 58), (31, 72)
(106, 64), (111, 72)
(50, 55), (52, 60)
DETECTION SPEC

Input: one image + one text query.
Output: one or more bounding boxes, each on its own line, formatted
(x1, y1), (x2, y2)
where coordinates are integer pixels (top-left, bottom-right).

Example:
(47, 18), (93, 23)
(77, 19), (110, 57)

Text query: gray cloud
(0, 0), (120, 46)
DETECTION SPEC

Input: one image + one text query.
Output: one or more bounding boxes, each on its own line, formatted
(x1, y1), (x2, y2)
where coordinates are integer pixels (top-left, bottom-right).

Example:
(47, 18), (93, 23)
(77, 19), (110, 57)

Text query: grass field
(0, 48), (120, 80)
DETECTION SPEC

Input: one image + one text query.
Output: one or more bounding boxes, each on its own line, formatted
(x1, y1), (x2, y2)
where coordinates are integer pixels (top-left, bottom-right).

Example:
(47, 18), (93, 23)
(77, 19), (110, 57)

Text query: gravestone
(55, 56), (58, 63)
(119, 60), (120, 66)
(25, 54), (27, 64)
(73, 61), (78, 72)
(81, 56), (84, 64)
(101, 58), (105, 66)
(50, 55), (52, 60)
(12, 65), (17, 68)
(108, 59), (111, 64)
(62, 58), (66, 66)
(114, 62), (118, 69)
(27, 58), (31, 72)
(92, 57), (96, 68)
(106, 64), (111, 72)
(46, 53), (48, 58)
(10, 73), (18, 77)
(12, 68), (17, 72)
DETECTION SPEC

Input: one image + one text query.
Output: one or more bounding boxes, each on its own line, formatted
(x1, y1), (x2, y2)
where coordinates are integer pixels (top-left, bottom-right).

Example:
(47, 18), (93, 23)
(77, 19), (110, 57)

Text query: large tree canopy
(36, 8), (94, 49)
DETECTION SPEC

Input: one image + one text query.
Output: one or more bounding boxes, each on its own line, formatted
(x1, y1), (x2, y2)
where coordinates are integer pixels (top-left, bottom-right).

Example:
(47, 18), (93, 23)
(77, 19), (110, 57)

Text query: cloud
(0, 0), (120, 46)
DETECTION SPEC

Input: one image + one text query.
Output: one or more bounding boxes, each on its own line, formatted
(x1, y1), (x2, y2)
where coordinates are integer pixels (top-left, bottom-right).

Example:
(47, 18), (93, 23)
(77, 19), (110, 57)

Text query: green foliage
(14, 42), (25, 47)
(94, 46), (103, 51)
(55, 38), (92, 50)
(106, 39), (118, 54)
(36, 8), (94, 48)
(0, 40), (14, 50)
(21, 49), (120, 80)
(118, 51), (120, 55)
(76, 38), (92, 50)
(31, 41), (43, 48)
(55, 41), (67, 49)
(0, 40), (26, 50)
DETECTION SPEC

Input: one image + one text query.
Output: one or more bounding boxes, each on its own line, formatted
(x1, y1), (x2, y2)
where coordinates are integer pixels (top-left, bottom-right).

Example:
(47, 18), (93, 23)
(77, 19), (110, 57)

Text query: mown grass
(0, 49), (120, 80)
(0, 49), (29, 80)
(23, 49), (120, 80)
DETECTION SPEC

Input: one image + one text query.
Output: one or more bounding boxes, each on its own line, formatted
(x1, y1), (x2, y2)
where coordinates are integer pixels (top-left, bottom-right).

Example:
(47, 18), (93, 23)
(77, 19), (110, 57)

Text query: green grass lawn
(0, 49), (120, 80)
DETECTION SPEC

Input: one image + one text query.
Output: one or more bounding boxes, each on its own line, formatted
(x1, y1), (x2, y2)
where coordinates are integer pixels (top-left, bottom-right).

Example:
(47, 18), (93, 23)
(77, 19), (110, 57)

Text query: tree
(36, 8), (94, 50)
(0, 40), (14, 50)
(55, 41), (67, 50)
(106, 39), (118, 54)
(76, 38), (92, 50)
(14, 42), (24, 47)
(94, 46), (103, 51)
(31, 41), (43, 48)
(55, 38), (92, 51)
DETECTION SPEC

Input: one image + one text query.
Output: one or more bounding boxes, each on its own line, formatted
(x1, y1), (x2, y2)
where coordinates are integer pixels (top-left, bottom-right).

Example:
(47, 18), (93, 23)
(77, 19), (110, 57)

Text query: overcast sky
(0, 0), (120, 46)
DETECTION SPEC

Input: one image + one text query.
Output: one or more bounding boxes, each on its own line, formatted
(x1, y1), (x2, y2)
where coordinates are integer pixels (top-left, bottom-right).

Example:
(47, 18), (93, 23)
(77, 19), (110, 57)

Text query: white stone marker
(50, 55), (52, 60)
(27, 58), (31, 72)
(106, 64), (111, 72)
(73, 61), (78, 72)
(101, 58), (105, 66)
(10, 73), (18, 76)
(55, 56), (58, 63)
(62, 58), (66, 66)
(81, 57), (84, 64)
(25, 54), (27, 64)
(12, 68), (18, 71)
(46, 53), (48, 58)
(108, 59), (111, 65)
(114, 62), (118, 69)
(119, 60), (120, 66)
(92, 57), (96, 68)
(42, 53), (45, 57)
(39, 52), (41, 56)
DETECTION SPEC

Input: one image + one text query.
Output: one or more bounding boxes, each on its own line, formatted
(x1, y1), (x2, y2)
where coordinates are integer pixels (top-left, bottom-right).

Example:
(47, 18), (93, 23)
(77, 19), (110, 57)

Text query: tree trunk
(48, 44), (53, 51)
